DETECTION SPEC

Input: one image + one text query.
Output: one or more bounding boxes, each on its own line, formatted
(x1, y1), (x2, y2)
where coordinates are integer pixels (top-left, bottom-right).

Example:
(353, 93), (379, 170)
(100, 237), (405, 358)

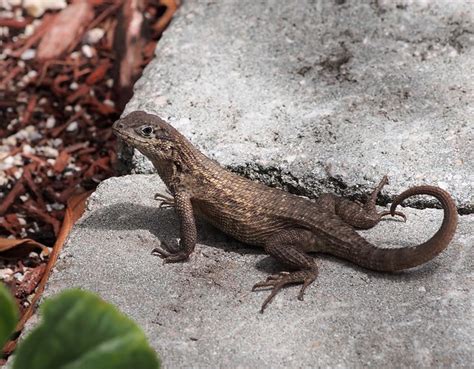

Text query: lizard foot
(252, 269), (318, 313)
(151, 241), (189, 263)
(370, 176), (406, 222)
(154, 191), (175, 209)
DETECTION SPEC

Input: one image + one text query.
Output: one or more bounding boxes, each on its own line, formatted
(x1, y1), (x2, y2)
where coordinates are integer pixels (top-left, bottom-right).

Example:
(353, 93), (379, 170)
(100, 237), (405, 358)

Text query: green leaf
(0, 282), (18, 351)
(13, 289), (160, 369)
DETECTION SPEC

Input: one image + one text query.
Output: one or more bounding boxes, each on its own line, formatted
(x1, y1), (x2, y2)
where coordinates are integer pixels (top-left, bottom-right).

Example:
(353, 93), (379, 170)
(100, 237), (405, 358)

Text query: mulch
(0, 0), (178, 361)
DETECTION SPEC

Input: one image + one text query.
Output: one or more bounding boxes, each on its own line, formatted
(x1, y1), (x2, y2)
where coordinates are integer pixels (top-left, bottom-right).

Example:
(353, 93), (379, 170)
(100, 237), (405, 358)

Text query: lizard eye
(140, 125), (154, 137)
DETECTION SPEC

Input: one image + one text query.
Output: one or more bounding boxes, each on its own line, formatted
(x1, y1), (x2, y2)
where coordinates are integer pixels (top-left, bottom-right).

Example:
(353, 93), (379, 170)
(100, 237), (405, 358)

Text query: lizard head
(113, 111), (179, 161)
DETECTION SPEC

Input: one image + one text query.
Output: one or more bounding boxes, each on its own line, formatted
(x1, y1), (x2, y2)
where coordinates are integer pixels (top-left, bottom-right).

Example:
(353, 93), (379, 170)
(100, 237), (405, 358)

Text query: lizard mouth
(112, 120), (146, 144)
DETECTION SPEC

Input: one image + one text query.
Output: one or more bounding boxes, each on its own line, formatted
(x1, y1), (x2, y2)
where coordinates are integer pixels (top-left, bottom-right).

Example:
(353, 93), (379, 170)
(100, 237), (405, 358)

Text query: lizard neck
(148, 133), (214, 193)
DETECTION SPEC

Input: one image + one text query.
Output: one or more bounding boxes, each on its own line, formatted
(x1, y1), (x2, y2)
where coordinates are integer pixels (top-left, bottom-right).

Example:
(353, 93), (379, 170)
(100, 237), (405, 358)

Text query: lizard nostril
(113, 121), (124, 130)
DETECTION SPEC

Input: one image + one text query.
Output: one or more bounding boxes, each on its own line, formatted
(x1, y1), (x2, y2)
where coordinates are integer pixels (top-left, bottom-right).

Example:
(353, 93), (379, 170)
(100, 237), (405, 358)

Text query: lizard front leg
(151, 192), (197, 263)
(252, 229), (319, 313)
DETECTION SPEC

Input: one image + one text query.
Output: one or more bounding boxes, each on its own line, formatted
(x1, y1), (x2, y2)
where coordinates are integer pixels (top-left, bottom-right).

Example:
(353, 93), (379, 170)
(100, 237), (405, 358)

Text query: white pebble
(14, 169), (23, 179)
(27, 70), (38, 79)
(23, 0), (67, 17)
(81, 44), (93, 58)
(52, 138), (63, 147)
(67, 121), (78, 132)
(22, 144), (35, 154)
(0, 27), (10, 37)
(46, 116), (56, 128)
(24, 24), (35, 37)
(84, 28), (105, 44)
(28, 251), (39, 258)
(51, 202), (65, 210)
(0, 175), (8, 186)
(20, 49), (36, 60)
(0, 268), (14, 280)
(37, 146), (58, 158)
(13, 272), (24, 282)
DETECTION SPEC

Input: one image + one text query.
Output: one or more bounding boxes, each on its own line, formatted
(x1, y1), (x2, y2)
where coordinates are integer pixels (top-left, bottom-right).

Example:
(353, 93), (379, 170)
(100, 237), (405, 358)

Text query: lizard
(113, 111), (458, 312)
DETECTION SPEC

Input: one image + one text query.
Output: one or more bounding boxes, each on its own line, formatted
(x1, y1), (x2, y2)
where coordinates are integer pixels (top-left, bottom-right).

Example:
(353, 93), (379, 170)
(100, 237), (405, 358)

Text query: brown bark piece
(113, 0), (147, 110)
(0, 181), (25, 216)
(86, 61), (110, 85)
(15, 264), (46, 298)
(10, 14), (54, 58)
(36, 1), (94, 61)
(53, 150), (71, 173)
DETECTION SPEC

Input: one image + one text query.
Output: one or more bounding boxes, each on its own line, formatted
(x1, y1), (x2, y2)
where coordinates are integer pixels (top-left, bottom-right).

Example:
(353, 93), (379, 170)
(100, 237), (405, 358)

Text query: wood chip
(36, 1), (94, 61)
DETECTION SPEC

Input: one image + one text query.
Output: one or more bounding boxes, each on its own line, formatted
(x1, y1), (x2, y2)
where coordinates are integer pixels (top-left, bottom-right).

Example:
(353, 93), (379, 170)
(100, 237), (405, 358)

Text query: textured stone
(43, 175), (473, 368)
(123, 0), (474, 213)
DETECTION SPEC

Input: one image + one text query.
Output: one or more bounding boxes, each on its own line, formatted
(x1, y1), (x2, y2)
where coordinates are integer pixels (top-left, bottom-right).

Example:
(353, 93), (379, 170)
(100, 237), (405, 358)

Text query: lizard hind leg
(335, 175), (406, 229)
(252, 229), (319, 313)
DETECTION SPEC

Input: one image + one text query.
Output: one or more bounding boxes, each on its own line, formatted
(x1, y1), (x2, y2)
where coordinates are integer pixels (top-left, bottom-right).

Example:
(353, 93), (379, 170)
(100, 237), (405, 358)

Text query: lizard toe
(379, 210), (407, 222)
(253, 269), (318, 313)
(151, 247), (171, 258)
(152, 242), (190, 263)
(154, 192), (175, 209)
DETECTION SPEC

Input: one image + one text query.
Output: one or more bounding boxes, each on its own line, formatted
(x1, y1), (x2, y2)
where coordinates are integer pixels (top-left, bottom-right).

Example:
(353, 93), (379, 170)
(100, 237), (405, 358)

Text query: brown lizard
(113, 111), (458, 312)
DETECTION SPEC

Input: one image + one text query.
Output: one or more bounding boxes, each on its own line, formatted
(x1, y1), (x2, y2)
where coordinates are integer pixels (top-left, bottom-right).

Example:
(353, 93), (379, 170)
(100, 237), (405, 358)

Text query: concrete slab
(121, 0), (474, 213)
(44, 175), (473, 369)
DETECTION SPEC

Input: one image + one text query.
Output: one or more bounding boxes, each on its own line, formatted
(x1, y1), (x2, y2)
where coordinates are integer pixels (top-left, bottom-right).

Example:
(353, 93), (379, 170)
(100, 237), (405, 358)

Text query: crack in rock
(230, 163), (471, 215)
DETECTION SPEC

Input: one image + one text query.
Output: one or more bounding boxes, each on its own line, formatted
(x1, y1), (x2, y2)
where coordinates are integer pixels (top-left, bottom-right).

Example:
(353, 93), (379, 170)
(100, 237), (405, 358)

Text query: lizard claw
(252, 276), (288, 313)
(151, 246), (171, 258)
(151, 241), (189, 263)
(252, 270), (317, 313)
(379, 210), (407, 222)
(162, 252), (190, 263)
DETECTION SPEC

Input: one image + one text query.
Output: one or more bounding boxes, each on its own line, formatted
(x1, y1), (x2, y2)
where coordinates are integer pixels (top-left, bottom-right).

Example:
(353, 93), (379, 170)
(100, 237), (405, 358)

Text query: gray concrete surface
(122, 0), (474, 213)
(43, 175), (473, 368)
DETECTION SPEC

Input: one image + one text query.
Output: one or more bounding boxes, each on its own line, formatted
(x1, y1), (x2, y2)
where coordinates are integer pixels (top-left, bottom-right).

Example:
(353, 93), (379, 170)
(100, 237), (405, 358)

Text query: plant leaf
(0, 283), (18, 351)
(12, 289), (160, 369)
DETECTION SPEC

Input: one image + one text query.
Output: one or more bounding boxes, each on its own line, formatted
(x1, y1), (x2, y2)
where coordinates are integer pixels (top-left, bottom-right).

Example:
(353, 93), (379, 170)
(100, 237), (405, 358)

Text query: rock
(122, 0), (474, 212)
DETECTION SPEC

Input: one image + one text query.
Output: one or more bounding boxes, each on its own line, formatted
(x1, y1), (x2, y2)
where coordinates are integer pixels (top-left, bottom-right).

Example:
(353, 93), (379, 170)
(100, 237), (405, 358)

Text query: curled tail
(321, 185), (458, 272)
(376, 185), (458, 271)
(346, 186), (457, 272)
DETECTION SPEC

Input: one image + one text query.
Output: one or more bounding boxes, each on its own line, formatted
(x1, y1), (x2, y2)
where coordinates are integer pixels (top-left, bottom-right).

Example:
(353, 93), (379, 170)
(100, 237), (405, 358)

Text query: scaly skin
(113, 111), (458, 312)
